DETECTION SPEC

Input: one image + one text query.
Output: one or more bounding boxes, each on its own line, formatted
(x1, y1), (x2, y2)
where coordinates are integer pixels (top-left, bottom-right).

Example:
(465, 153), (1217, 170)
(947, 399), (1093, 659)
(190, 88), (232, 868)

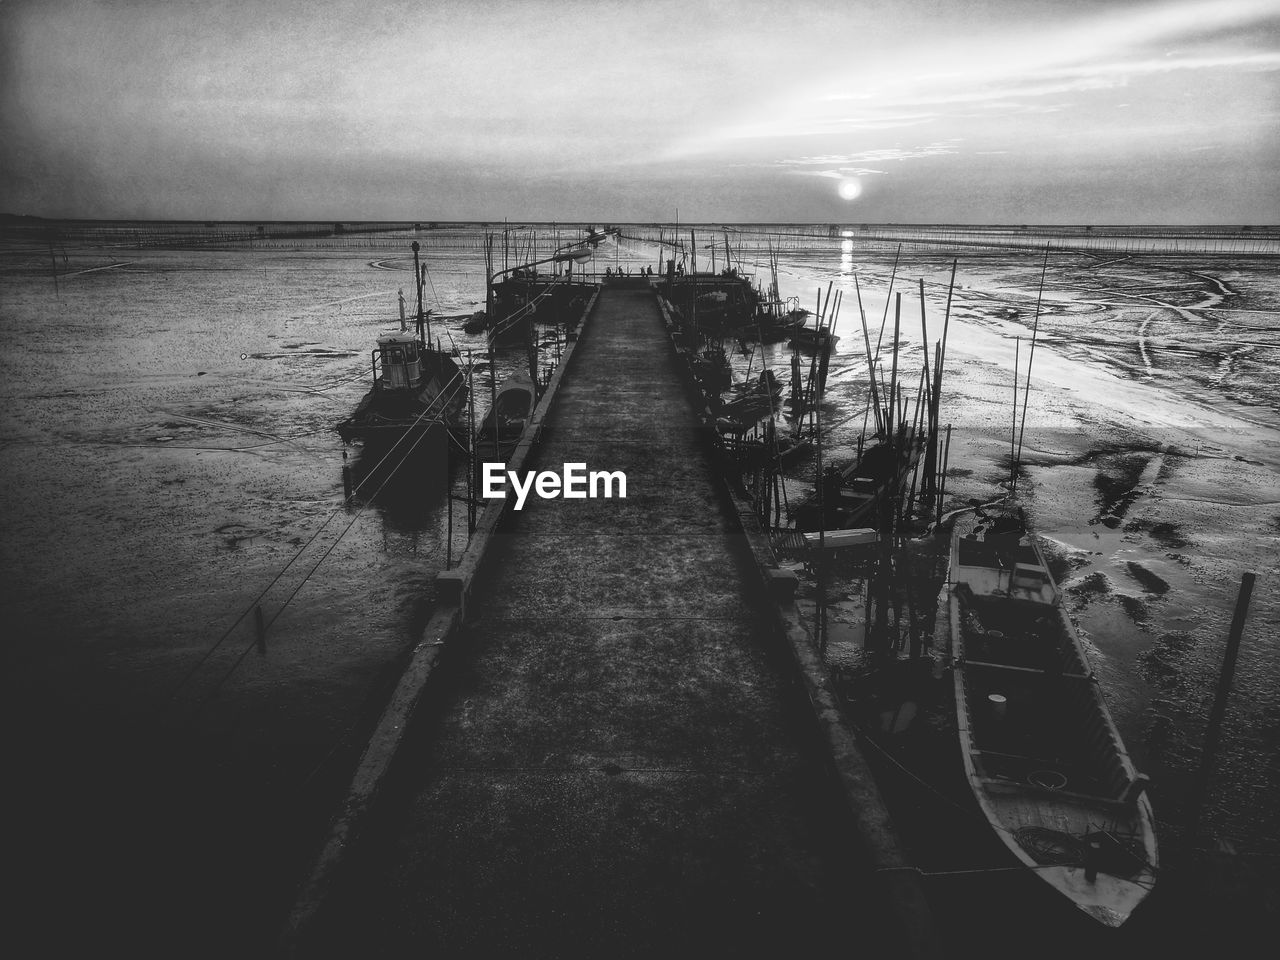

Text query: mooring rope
(170, 370), (469, 702)
(194, 394), (459, 704)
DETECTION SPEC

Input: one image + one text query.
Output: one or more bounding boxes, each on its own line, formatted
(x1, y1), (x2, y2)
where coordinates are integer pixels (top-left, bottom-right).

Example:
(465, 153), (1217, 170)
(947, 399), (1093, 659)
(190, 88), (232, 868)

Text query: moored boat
(733, 301), (809, 343)
(475, 368), (536, 455)
(337, 331), (466, 455)
(944, 509), (1158, 926)
(790, 433), (923, 533)
(660, 269), (761, 334)
(486, 270), (595, 342)
(483, 240), (598, 342)
(788, 323), (839, 353)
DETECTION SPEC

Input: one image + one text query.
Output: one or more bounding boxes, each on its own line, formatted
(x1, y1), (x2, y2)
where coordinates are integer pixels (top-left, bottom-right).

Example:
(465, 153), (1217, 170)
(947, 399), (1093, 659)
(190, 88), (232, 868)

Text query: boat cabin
(955, 523), (1060, 606)
(376, 335), (422, 391)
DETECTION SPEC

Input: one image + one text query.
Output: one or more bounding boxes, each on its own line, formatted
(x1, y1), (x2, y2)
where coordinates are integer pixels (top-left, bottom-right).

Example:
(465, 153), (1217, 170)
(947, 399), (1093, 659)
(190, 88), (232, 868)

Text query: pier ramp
(304, 286), (896, 956)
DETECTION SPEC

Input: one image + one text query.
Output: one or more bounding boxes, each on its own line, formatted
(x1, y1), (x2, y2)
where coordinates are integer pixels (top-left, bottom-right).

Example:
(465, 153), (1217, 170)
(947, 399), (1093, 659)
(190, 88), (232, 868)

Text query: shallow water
(1, 224), (1277, 949)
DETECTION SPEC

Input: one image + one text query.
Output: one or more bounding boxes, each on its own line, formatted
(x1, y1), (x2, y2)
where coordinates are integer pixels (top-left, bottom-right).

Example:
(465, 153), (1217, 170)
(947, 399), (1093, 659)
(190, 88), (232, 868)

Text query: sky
(1, 0), (1278, 223)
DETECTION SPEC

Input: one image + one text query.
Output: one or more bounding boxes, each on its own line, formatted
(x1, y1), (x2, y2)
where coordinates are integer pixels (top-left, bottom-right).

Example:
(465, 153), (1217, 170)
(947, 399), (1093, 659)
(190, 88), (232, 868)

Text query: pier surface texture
(306, 287), (895, 956)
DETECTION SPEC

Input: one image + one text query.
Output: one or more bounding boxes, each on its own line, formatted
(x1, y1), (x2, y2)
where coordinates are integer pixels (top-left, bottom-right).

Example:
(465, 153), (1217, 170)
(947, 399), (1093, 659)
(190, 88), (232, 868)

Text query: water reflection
(344, 440), (452, 531)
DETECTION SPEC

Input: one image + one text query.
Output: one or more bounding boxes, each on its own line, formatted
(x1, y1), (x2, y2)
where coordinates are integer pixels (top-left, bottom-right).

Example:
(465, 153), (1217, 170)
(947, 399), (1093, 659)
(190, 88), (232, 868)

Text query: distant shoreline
(3, 213), (1278, 231)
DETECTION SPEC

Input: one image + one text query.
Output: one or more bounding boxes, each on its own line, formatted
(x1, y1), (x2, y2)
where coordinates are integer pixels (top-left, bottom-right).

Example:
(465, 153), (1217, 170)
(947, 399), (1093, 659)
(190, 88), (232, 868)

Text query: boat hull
(946, 515), (1158, 926)
(475, 370), (536, 456)
(338, 351), (467, 453)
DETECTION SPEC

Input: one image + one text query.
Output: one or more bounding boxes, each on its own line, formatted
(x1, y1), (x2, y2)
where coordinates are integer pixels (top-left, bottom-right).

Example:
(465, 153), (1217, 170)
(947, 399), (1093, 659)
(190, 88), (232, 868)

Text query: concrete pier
(294, 286), (923, 956)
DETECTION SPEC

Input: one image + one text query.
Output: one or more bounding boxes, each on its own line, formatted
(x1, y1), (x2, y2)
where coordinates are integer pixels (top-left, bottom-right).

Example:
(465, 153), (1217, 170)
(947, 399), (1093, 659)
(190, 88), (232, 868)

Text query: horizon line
(2, 214), (1278, 231)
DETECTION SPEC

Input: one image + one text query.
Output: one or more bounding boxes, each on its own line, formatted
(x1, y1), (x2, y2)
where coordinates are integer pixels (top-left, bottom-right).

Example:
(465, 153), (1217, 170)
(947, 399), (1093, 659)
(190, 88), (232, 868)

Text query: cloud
(788, 168), (887, 179)
(868, 51), (1280, 112)
(667, 0), (1280, 160)
(776, 140), (963, 177)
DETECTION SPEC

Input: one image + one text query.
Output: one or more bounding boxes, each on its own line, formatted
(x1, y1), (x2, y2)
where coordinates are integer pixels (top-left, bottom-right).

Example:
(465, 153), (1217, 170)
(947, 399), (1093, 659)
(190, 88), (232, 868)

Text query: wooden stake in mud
(918, 278), (932, 421)
(411, 241), (425, 344)
(1010, 337), (1021, 489)
(906, 366), (928, 519)
(875, 244), (902, 356)
(817, 291), (837, 393)
(936, 423), (952, 526)
(489, 338), (499, 464)
(467, 353), (477, 534)
(484, 233), (495, 336)
(1014, 245), (1051, 491)
(527, 308), (539, 399)
(887, 294), (901, 442)
(855, 273), (884, 437)
(922, 260), (957, 503)
(790, 351), (802, 413)
(813, 360), (828, 655)
(1187, 571), (1256, 846)
(254, 605), (266, 656)
(48, 238), (61, 296)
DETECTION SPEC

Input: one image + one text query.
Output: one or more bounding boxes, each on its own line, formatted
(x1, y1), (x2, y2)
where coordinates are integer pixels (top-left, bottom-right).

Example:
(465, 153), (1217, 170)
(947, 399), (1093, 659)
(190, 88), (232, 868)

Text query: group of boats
(662, 259), (1159, 929)
(335, 238), (1157, 931)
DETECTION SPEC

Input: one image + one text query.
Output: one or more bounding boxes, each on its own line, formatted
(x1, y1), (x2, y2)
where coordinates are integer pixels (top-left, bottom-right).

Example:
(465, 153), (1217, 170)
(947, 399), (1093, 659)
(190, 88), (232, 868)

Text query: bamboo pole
(855, 274), (884, 437)
(467, 353), (477, 533)
(874, 244), (902, 355)
(917, 278), (932, 423)
(936, 424), (952, 526)
(1014, 246), (1051, 491)
(887, 294), (901, 443)
(1010, 337), (1020, 489)
(923, 261), (958, 501)
(814, 353), (828, 655)
(906, 366), (928, 519)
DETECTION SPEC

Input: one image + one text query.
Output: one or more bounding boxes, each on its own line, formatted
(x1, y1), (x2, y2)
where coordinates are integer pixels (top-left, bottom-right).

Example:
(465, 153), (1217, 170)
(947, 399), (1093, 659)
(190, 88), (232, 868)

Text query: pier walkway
(306, 287), (890, 956)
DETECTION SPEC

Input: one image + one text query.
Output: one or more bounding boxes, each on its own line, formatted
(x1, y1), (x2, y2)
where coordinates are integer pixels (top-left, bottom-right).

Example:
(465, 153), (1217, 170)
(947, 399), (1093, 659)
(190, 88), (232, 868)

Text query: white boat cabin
(954, 524), (1060, 606)
(376, 334), (423, 390)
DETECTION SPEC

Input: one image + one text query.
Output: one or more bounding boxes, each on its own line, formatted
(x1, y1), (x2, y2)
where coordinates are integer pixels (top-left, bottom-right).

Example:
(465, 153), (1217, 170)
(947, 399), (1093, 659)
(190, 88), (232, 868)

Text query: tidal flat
(2, 224), (1277, 954)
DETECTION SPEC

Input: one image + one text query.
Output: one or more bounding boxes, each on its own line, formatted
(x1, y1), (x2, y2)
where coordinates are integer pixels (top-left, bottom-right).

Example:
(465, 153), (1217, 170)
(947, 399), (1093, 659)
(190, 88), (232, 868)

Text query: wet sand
(758, 242), (1280, 953)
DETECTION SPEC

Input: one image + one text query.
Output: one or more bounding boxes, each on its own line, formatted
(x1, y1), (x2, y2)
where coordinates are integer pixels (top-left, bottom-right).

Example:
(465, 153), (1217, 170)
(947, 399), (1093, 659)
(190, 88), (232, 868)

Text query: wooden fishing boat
(734, 304), (809, 343)
(722, 429), (811, 471)
(715, 397), (776, 435)
(661, 270), (761, 333)
(788, 323), (839, 353)
(337, 332), (466, 454)
(475, 368), (536, 454)
(725, 368), (783, 400)
(790, 433), (923, 533)
(945, 509), (1157, 926)
(689, 344), (732, 395)
(486, 272), (595, 343)
(483, 237), (598, 343)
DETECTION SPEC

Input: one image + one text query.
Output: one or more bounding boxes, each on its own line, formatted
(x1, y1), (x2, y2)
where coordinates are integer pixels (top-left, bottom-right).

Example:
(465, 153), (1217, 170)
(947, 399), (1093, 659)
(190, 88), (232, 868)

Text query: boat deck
(955, 588), (1120, 799)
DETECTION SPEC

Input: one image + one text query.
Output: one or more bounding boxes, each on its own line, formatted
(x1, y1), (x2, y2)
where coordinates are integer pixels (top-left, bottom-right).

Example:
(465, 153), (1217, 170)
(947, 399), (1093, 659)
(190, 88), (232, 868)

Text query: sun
(837, 179), (862, 201)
